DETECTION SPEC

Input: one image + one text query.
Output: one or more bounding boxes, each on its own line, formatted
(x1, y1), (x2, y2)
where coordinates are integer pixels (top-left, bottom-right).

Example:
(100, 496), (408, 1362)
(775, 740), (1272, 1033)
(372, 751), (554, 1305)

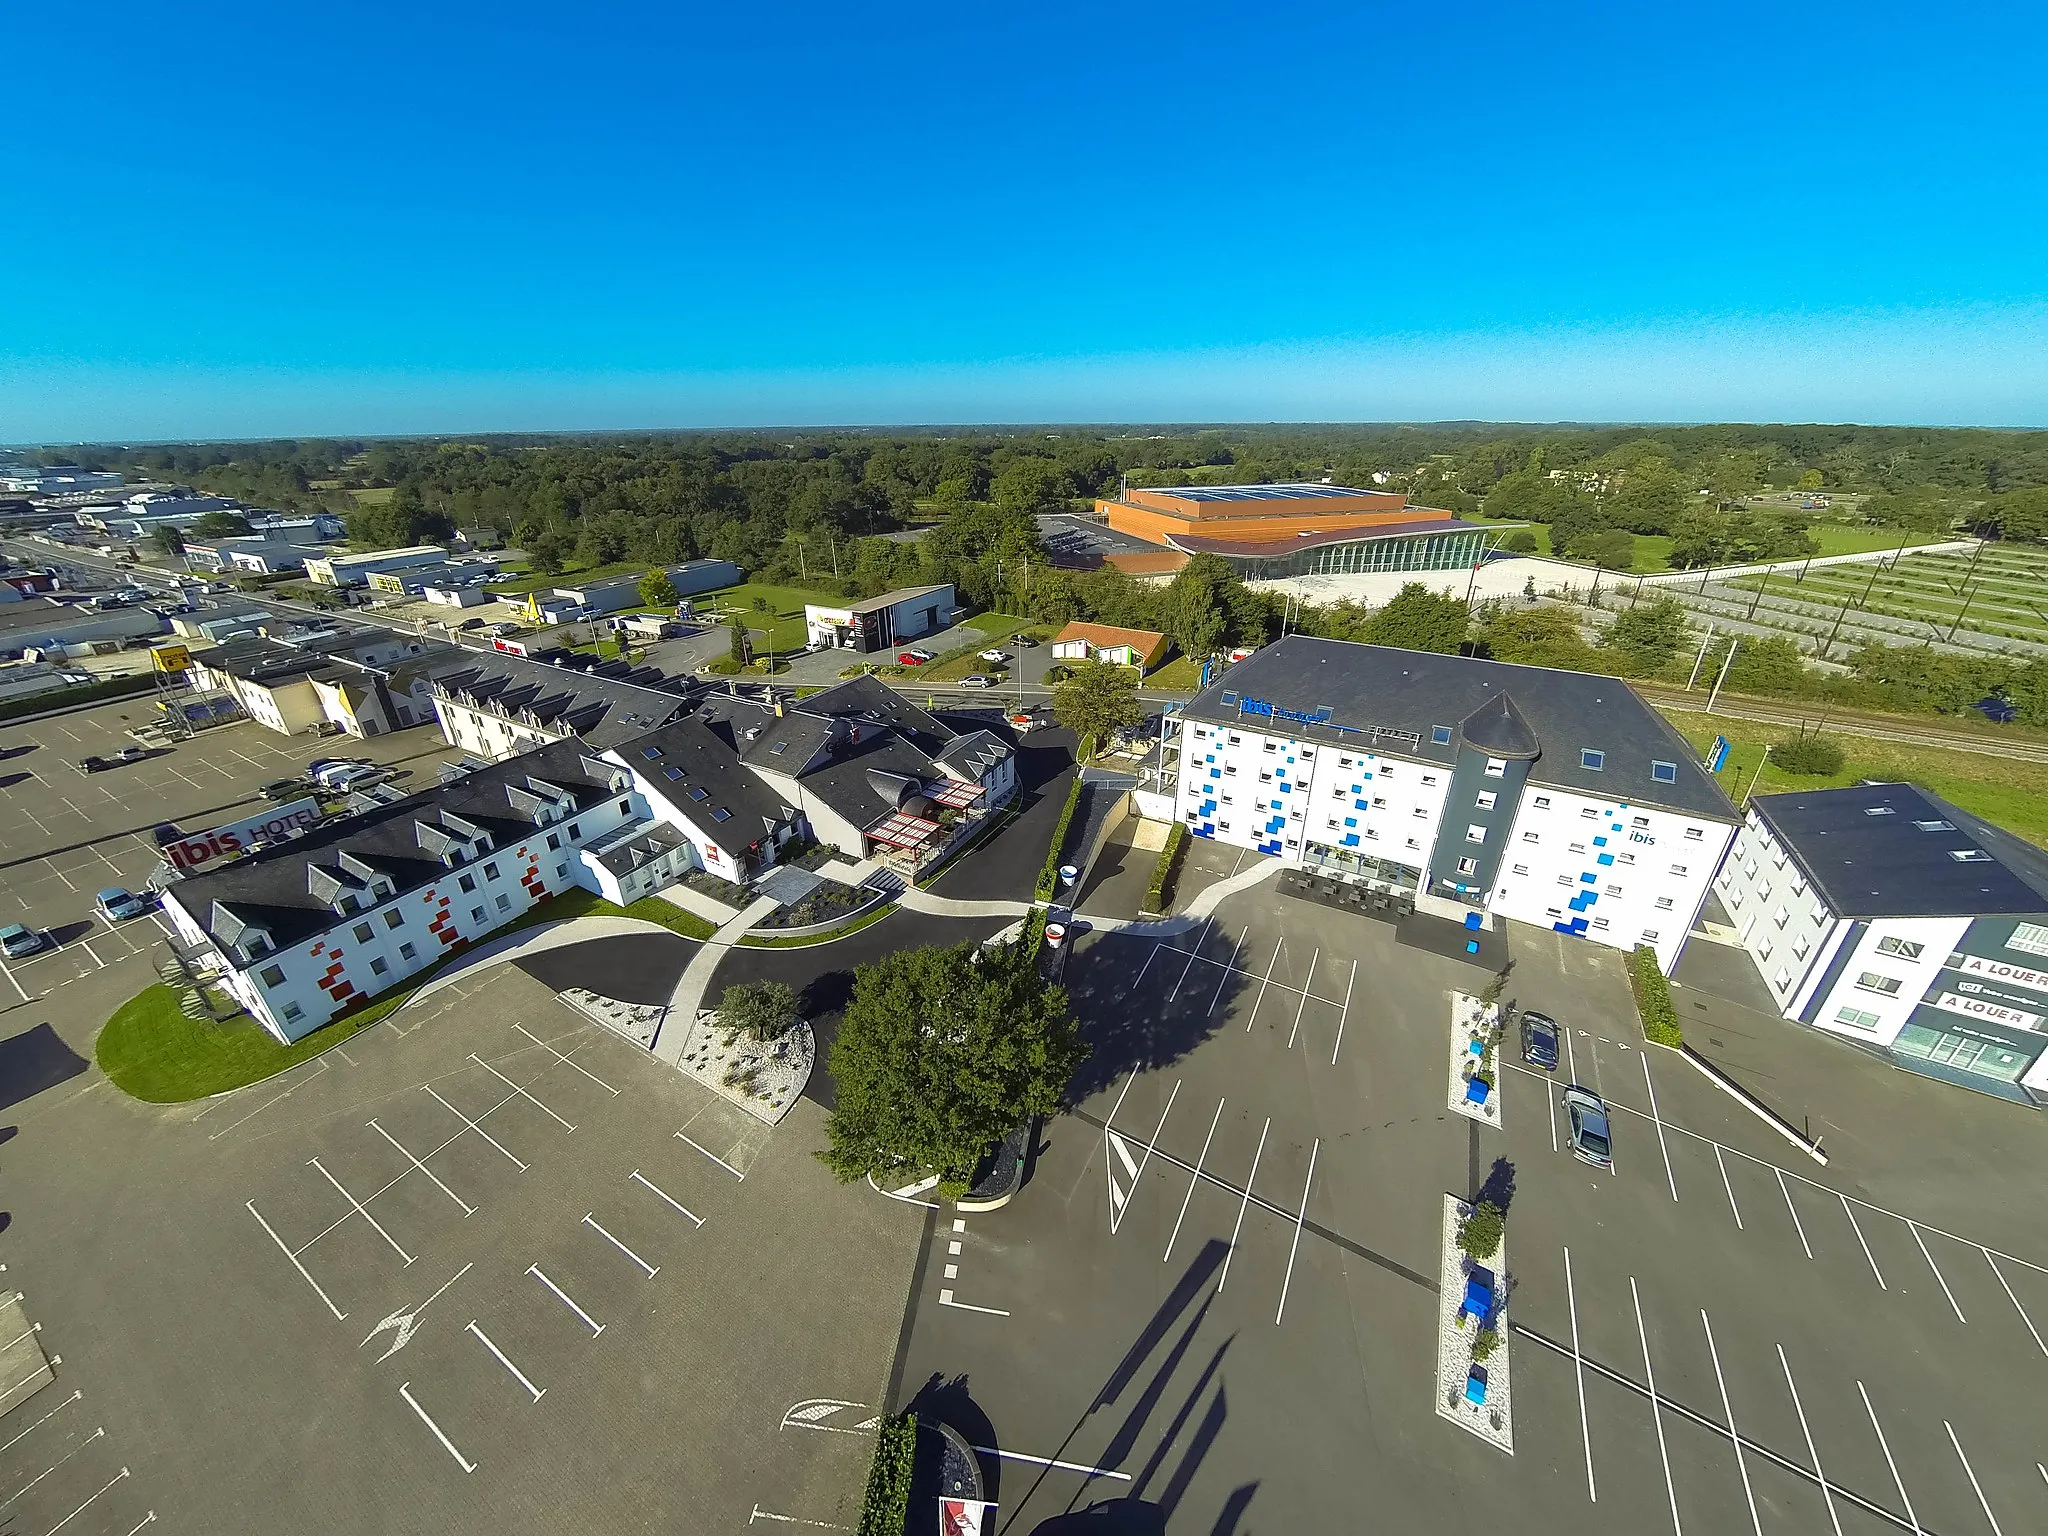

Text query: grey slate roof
(165, 737), (621, 957)
(1750, 782), (2048, 919)
(934, 729), (1011, 778)
(1189, 635), (1736, 821)
(427, 650), (690, 749)
(1459, 693), (1540, 760)
(615, 714), (795, 842)
(796, 732), (948, 831)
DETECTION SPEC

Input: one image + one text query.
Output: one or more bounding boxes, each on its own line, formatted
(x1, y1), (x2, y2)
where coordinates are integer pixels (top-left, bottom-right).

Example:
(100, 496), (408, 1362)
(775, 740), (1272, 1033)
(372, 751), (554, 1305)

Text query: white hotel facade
(1171, 637), (1740, 970)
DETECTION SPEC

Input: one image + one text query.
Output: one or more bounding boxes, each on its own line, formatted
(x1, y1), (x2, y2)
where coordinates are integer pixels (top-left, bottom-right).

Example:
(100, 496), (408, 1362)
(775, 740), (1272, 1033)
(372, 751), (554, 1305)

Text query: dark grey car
(1563, 1086), (1613, 1169)
(1521, 1010), (1559, 1071)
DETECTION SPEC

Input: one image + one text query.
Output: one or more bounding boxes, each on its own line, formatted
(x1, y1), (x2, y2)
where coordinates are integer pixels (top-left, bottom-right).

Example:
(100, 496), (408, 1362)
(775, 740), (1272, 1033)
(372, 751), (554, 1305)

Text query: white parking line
(424, 1085), (528, 1169)
(970, 1446), (1132, 1481)
(1858, 1381), (1923, 1536)
(1546, 1077), (1559, 1154)
(1204, 926), (1247, 1015)
(367, 1119), (475, 1216)
(1245, 936), (1283, 1032)
(121, 1511), (157, 1535)
(468, 1054), (575, 1131)
(583, 1213), (659, 1277)
(1274, 1137), (1319, 1326)
(1909, 1223), (1966, 1323)
(0, 1390), (81, 1457)
(309, 1156), (416, 1265)
(1985, 1253), (2048, 1356)
(44, 1466), (129, 1535)
(1777, 1345), (1844, 1536)
(1565, 1246), (1594, 1503)
(467, 1321), (545, 1402)
(1840, 1195), (1888, 1290)
(1130, 941), (1164, 989)
(1777, 1169), (1814, 1258)
(1632, 1279), (1680, 1535)
(1216, 1117), (1269, 1294)
(0, 1426), (103, 1510)
(1285, 945), (1319, 1049)
(208, 1060), (330, 1142)
(247, 1201), (348, 1320)
(1640, 1050), (1677, 1203)
(528, 1265), (604, 1335)
(1166, 920), (1209, 1002)
(400, 1382), (476, 1473)
(1328, 959), (1356, 1066)
(937, 1292), (1010, 1317)
(1563, 1024), (1578, 1083)
(749, 1507), (848, 1528)
(675, 1130), (744, 1179)
(512, 1023), (619, 1095)
(1701, 1310), (1763, 1536)
(1163, 1098), (1224, 1265)
(630, 1169), (703, 1226)
(1945, 1420), (2005, 1535)
(1714, 1145), (1744, 1230)
(42, 860), (75, 892)
(1109, 1079), (1180, 1234)
(0, 957), (26, 1004)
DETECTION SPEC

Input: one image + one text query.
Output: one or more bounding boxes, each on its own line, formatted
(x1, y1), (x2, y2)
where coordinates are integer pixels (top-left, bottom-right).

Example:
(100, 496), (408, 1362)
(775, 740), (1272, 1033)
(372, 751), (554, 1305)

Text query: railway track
(1633, 685), (2048, 764)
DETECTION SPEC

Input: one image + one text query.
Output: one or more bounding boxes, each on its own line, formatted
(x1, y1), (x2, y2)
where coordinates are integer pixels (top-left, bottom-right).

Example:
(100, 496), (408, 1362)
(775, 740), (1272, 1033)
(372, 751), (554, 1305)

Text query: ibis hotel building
(1717, 783), (2048, 1104)
(1172, 636), (1739, 969)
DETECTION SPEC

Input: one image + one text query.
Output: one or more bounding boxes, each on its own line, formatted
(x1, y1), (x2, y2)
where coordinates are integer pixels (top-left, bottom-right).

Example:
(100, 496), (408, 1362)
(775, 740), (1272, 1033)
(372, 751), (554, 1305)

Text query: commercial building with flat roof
(1095, 482), (1499, 580)
(1718, 782), (2048, 1105)
(304, 546), (449, 587)
(1172, 634), (1737, 969)
(804, 584), (955, 653)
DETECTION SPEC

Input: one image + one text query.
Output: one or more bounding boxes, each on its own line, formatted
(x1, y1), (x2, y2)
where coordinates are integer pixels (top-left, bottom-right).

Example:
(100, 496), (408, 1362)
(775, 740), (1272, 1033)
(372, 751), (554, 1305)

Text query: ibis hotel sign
(1228, 693), (1334, 727)
(160, 797), (321, 873)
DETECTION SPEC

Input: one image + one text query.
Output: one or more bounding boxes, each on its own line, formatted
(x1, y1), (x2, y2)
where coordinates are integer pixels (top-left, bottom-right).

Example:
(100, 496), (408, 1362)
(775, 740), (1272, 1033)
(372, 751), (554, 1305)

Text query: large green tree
(820, 931), (1086, 1184)
(1359, 582), (1469, 653)
(1051, 658), (1143, 744)
(638, 570), (681, 608)
(1600, 594), (1690, 674)
(1158, 553), (1232, 661)
(191, 510), (252, 539)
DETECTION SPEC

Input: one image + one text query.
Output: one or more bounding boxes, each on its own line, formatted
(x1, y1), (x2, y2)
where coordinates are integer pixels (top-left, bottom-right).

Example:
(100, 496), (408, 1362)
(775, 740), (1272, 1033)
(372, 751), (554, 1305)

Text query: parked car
(114, 745), (150, 764)
(0, 924), (44, 958)
(456, 618), (485, 631)
(1012, 635), (1039, 648)
(959, 674), (998, 688)
(1562, 1087), (1613, 1169)
(1520, 1011), (1560, 1071)
(261, 778), (310, 801)
(897, 651), (928, 666)
(95, 887), (150, 923)
(77, 755), (110, 773)
(318, 763), (386, 793)
(976, 649), (1010, 664)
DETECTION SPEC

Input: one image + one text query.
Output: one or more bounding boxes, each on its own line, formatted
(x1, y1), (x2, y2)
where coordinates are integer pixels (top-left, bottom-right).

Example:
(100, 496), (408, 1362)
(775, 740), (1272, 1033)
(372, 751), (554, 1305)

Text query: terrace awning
(924, 778), (984, 809)
(867, 810), (941, 850)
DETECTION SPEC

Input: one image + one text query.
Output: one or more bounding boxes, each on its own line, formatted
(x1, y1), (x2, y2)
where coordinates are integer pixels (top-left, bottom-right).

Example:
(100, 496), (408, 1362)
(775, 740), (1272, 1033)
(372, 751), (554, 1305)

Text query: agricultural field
(1722, 543), (2048, 651)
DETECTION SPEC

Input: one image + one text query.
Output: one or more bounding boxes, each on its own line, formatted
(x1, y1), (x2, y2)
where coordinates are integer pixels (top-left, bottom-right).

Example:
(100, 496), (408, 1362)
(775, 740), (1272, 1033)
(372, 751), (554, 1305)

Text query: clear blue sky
(5, 0), (2045, 439)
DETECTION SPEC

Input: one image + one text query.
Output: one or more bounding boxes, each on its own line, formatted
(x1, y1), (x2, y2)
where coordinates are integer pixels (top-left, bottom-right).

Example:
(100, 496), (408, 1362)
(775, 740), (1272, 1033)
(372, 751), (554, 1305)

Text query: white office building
(1172, 636), (1739, 969)
(1717, 783), (2048, 1105)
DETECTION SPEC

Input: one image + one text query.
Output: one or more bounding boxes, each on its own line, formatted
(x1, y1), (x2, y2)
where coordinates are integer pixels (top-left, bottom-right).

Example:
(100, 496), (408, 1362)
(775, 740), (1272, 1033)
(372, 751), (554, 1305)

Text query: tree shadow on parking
(1476, 1156), (1517, 1216)
(0, 1025), (87, 1113)
(905, 1373), (1003, 1508)
(1063, 926), (1248, 1106)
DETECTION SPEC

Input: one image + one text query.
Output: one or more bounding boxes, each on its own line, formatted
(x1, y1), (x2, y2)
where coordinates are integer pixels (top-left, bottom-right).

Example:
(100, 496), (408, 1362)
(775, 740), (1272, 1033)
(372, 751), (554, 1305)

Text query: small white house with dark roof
(1717, 782), (2048, 1104)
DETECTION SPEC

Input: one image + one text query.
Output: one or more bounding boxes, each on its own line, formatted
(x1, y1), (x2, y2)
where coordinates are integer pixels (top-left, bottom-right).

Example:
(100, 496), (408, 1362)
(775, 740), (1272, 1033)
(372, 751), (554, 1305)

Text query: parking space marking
(1840, 1195), (1888, 1290)
(399, 1383), (475, 1473)
(1564, 1246), (1594, 1503)
(527, 1265), (604, 1335)
(1945, 1421), (2005, 1535)
(1910, 1223), (1966, 1323)
(43, 1466), (129, 1535)
(1985, 1253), (2048, 1356)
(1328, 959), (1356, 1066)
(1129, 942), (1164, 990)
(630, 1169), (702, 1227)
(936, 1291), (1010, 1317)
(1777, 1345), (1844, 1536)
(1563, 1024), (1578, 1083)
(749, 1507), (848, 1529)
(467, 1054), (575, 1132)
(121, 1512), (157, 1535)
(970, 1446), (1132, 1481)
(424, 1085), (528, 1170)
(365, 1120), (475, 1216)
(1166, 920), (1210, 1002)
(1215, 1117), (1270, 1293)
(1274, 1137), (1319, 1326)
(1631, 1279), (1680, 1536)
(1205, 926), (1247, 1015)
(1700, 1311), (1763, 1536)
(362, 1263), (474, 1361)
(1245, 936), (1283, 1032)
(0, 1426), (104, 1510)
(1638, 1051), (1678, 1202)
(0, 1390), (82, 1457)
(1163, 1098), (1225, 1265)
(1777, 1169), (1814, 1258)
(1858, 1382), (1923, 1536)
(583, 1213), (659, 1277)
(674, 1131), (744, 1180)
(467, 1321), (545, 1403)
(309, 1157), (416, 1266)
(512, 1023), (619, 1095)
(1285, 946), (1319, 1049)
(1109, 1079), (1180, 1234)
(1714, 1145), (1743, 1230)
(208, 1060), (330, 1142)
(43, 861), (75, 893)
(0, 957), (26, 1004)
(247, 1201), (348, 1320)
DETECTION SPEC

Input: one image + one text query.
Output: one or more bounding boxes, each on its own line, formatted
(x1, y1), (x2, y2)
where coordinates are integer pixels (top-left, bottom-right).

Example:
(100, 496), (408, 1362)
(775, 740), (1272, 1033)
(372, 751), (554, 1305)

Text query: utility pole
(1741, 745), (1772, 806)
(1684, 625), (1716, 690)
(1746, 564), (1774, 620)
(1706, 636), (1739, 712)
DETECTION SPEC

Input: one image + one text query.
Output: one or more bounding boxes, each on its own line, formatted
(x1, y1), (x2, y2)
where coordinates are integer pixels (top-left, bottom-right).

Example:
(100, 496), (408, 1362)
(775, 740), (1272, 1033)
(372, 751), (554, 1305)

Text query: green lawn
(96, 887), (711, 1103)
(1806, 524), (1950, 558)
(738, 904), (897, 947)
(1659, 708), (2048, 849)
(692, 582), (846, 654)
(1145, 655), (1204, 692)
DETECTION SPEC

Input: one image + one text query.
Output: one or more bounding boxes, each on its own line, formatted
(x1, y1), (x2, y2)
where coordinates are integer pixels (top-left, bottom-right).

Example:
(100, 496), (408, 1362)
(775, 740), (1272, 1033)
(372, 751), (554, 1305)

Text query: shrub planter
(1447, 990), (1502, 1129)
(1435, 1194), (1513, 1453)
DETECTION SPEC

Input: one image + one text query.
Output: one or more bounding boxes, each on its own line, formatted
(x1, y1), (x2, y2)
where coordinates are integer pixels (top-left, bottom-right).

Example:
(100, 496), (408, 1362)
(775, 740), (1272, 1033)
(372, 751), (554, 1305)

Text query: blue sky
(4, 0), (2045, 439)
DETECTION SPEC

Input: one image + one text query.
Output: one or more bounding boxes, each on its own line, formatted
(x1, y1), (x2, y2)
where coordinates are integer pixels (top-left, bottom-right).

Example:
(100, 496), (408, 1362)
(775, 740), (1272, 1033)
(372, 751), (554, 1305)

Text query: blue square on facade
(1581, 872), (1597, 883)
(1593, 836), (1607, 847)
(1210, 768), (1221, 779)
(1611, 823), (1622, 832)
(1206, 755), (1215, 763)
(1342, 833), (1360, 847)
(1343, 817), (1356, 828)
(1597, 853), (1614, 866)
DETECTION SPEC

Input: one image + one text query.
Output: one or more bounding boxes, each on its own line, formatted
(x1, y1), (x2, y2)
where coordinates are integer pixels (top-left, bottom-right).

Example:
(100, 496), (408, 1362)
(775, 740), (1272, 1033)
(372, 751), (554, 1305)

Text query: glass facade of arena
(1219, 528), (1493, 580)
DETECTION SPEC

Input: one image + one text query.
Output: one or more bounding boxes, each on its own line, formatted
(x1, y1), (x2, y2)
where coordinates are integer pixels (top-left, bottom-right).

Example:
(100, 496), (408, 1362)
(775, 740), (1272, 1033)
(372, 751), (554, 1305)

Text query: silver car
(1562, 1086), (1613, 1169)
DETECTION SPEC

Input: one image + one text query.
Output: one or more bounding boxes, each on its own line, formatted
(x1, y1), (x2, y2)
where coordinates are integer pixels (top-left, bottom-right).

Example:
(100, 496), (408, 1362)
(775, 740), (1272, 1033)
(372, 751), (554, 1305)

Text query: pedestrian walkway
(405, 915), (681, 1007)
(898, 888), (1033, 919)
(655, 895), (781, 1064)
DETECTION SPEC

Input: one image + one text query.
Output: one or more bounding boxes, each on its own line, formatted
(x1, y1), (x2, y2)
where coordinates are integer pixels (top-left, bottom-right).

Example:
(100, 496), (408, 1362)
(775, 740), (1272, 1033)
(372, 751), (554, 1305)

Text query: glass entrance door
(1894, 1023), (2030, 1082)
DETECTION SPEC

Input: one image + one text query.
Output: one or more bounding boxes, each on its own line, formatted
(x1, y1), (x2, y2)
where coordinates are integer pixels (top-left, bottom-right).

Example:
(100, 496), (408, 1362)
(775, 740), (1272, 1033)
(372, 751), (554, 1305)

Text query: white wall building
(1172, 635), (1738, 970)
(1717, 783), (2048, 1106)
(304, 546), (449, 587)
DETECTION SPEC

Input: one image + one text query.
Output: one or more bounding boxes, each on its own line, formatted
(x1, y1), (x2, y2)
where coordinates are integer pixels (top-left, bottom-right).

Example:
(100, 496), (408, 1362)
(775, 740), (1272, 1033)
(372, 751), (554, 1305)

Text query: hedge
(854, 1412), (917, 1536)
(1628, 944), (1684, 1047)
(1140, 820), (1189, 915)
(0, 671), (157, 722)
(1033, 746), (1092, 901)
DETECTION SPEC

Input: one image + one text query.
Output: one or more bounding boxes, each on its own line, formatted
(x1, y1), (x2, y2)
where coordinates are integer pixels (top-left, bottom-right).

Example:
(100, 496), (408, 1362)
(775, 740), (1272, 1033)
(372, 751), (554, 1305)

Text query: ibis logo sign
(162, 798), (321, 872)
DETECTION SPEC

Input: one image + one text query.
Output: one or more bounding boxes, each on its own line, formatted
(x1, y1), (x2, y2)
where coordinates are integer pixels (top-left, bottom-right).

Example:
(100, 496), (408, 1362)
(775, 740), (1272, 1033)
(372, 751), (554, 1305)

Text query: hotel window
(1475, 792), (1497, 811)
(1790, 876), (1806, 896)
(1421, 774), (1438, 787)
(1259, 770), (1273, 783)
(484, 862), (501, 880)
(1617, 852), (1636, 866)
(1792, 936), (1809, 959)
(1757, 938), (1773, 960)
(1652, 761), (1678, 784)
(1655, 896), (1674, 910)
(1466, 825), (1486, 844)
(1413, 806), (1427, 819)
(1569, 842), (1586, 854)
(1729, 888), (1744, 909)
(399, 941), (417, 962)
(1405, 837), (1420, 850)
(1774, 967), (1791, 989)
(1670, 864), (1689, 877)
(1640, 929), (1659, 944)
(1591, 917), (1610, 930)
(556, 863), (569, 879)
(1512, 864), (1529, 876)
(1855, 971), (1903, 996)
(459, 873), (477, 893)
(1581, 749), (1605, 771)
(259, 964), (285, 987)
(1523, 831), (1539, 843)
(1372, 796), (1387, 809)
(1605, 884), (1622, 896)
(1834, 1006), (1882, 1030)
(1632, 816), (1650, 829)
(1223, 764), (1237, 776)
(1332, 787), (1347, 800)
(1581, 808), (1598, 820)
(371, 956), (389, 976)
(1533, 796), (1550, 809)
(1262, 741), (1277, 753)
(1876, 936), (1924, 960)
(1484, 758), (1506, 778)
(567, 822), (581, 840)
(1299, 748), (1315, 760)
(1456, 856), (1480, 875)
(350, 921), (373, 943)
(282, 1002), (304, 1024)
(1557, 875), (1574, 887)
(495, 894), (511, 912)
(1339, 756), (1354, 769)
(1773, 908), (1789, 929)
(1219, 820), (1233, 832)
(1227, 734), (1241, 745)
(1382, 765), (1396, 778)
(470, 906), (486, 923)
(1684, 827), (1705, 841)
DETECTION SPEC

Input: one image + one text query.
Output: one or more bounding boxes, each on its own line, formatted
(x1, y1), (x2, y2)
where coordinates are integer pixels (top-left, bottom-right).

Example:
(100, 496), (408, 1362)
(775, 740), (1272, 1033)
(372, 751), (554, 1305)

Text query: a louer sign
(160, 797), (322, 872)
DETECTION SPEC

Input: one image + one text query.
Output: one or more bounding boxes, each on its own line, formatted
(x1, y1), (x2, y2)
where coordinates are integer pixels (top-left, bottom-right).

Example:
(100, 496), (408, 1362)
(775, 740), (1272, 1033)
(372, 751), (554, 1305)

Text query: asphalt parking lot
(891, 880), (2048, 1534)
(0, 963), (923, 1533)
(0, 698), (465, 1005)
